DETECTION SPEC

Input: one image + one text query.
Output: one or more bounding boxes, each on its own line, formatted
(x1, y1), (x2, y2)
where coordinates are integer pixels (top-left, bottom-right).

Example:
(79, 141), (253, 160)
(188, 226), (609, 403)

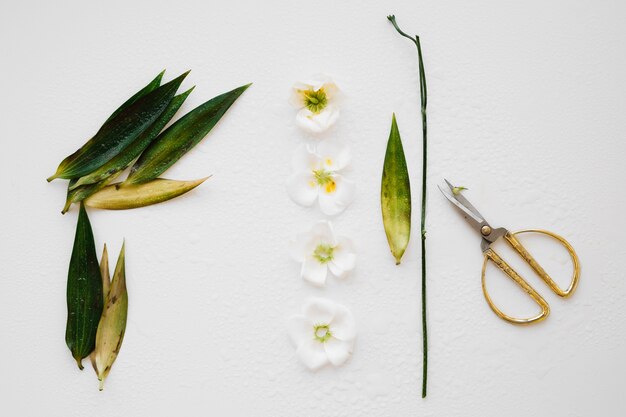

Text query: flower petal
(330, 304), (357, 341)
(287, 315), (313, 347)
(331, 175), (356, 205)
(324, 337), (353, 366)
(327, 261), (345, 279)
(303, 74), (336, 92)
(296, 338), (329, 370)
(318, 175), (355, 216)
(295, 105), (339, 134)
(309, 220), (337, 246)
(301, 258), (328, 286)
(335, 236), (355, 253)
(303, 297), (336, 324)
(291, 144), (321, 172)
(292, 80), (315, 91)
(286, 172), (319, 207)
(288, 88), (307, 109)
(321, 80), (339, 99)
(328, 237), (356, 278)
(316, 139), (351, 172)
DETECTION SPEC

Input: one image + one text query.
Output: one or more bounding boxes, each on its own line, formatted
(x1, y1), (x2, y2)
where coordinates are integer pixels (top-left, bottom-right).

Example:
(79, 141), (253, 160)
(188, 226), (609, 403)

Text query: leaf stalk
(387, 14), (429, 399)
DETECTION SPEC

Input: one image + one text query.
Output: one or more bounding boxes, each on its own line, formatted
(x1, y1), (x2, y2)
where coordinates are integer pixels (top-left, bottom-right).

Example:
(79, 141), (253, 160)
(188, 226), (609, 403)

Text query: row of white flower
(286, 75), (357, 370)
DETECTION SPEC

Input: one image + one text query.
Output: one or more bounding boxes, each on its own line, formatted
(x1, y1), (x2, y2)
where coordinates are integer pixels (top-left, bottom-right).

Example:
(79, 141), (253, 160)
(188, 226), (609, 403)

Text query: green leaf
(106, 70), (165, 123)
(381, 113), (411, 264)
(53, 71), (164, 186)
(84, 177), (209, 210)
(62, 173), (121, 214)
(93, 243), (128, 391)
(47, 71), (190, 181)
(70, 87), (195, 190)
(121, 83), (251, 186)
(65, 203), (104, 369)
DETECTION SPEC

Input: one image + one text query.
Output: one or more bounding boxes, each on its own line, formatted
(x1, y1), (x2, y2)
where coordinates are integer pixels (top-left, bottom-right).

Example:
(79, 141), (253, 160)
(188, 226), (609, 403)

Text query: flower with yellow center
(290, 220), (356, 286)
(289, 75), (340, 133)
(286, 140), (355, 216)
(288, 298), (357, 370)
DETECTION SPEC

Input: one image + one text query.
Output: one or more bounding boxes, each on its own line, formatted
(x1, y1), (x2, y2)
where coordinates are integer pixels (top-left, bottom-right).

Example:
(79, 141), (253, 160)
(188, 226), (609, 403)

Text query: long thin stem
(387, 14), (429, 398)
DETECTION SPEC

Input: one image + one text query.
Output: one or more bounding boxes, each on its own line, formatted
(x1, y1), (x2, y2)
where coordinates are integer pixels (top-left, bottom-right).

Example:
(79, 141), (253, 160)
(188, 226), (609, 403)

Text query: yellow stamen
(325, 180), (337, 194)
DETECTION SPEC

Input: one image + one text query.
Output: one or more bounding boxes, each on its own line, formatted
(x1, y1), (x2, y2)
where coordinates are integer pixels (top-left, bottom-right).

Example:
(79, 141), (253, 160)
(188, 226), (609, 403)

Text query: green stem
(387, 14), (429, 399)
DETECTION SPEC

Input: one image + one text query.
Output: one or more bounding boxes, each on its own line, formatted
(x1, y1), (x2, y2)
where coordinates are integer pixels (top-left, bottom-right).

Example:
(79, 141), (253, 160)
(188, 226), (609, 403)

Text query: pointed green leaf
(106, 70), (165, 123)
(66, 203), (103, 369)
(121, 83), (251, 186)
(53, 71), (164, 185)
(381, 114), (411, 264)
(47, 71), (190, 181)
(70, 87), (195, 190)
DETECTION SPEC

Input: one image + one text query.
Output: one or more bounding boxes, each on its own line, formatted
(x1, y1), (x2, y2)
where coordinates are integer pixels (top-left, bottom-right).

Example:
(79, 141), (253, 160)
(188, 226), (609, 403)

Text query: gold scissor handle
(505, 230), (580, 297)
(481, 229), (580, 325)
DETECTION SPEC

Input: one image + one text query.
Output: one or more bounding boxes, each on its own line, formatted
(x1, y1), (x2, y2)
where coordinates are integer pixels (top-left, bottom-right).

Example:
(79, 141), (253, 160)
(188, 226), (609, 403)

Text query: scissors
(438, 179), (580, 325)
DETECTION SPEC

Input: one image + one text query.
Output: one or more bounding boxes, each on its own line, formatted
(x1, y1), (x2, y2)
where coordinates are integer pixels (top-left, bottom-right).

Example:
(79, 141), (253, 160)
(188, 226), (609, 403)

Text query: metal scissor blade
(437, 184), (484, 232)
(444, 179), (485, 222)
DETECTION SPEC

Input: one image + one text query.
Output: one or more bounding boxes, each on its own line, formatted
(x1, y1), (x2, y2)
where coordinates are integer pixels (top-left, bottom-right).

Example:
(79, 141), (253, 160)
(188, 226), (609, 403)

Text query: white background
(1, 0), (625, 415)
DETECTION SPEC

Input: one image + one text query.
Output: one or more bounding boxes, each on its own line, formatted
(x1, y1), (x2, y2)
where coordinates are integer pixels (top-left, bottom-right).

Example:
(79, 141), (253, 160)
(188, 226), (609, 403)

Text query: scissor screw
(481, 225), (492, 236)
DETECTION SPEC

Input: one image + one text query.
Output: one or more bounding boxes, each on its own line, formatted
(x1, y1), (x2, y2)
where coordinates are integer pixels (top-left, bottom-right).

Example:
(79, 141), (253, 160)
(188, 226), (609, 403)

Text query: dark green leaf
(106, 70), (164, 123)
(53, 71), (164, 186)
(65, 203), (103, 369)
(122, 83), (251, 186)
(48, 71), (190, 181)
(70, 87), (195, 190)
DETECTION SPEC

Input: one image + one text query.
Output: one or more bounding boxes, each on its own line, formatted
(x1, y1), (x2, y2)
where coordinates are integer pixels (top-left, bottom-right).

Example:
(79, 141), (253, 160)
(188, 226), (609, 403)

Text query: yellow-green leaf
(381, 114), (411, 264)
(62, 171), (123, 214)
(100, 244), (111, 304)
(93, 243), (128, 391)
(84, 177), (209, 210)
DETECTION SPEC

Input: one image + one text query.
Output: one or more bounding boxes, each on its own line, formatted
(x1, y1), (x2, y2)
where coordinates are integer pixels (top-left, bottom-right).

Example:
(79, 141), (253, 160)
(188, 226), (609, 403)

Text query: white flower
(288, 298), (356, 370)
(286, 140), (355, 216)
(289, 74), (340, 133)
(290, 221), (356, 286)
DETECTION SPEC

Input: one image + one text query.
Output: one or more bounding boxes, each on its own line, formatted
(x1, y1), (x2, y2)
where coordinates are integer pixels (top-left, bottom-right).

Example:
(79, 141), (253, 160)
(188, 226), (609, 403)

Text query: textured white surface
(1, 0), (625, 415)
